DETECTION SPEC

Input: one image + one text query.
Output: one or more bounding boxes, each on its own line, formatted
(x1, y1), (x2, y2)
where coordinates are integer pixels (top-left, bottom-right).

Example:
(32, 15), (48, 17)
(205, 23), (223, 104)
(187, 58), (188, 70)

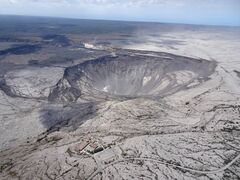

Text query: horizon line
(0, 14), (239, 28)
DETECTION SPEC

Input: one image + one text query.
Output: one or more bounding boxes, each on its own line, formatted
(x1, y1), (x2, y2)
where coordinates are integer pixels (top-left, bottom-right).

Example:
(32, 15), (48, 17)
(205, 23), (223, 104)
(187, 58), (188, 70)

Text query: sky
(0, 0), (240, 26)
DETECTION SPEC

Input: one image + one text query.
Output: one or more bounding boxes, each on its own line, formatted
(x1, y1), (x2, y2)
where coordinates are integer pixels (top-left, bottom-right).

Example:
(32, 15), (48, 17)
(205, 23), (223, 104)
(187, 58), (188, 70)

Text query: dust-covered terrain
(0, 15), (239, 180)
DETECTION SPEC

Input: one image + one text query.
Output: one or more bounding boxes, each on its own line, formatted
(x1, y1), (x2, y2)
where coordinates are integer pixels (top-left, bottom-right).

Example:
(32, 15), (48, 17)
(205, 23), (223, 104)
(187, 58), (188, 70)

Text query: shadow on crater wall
(40, 102), (98, 133)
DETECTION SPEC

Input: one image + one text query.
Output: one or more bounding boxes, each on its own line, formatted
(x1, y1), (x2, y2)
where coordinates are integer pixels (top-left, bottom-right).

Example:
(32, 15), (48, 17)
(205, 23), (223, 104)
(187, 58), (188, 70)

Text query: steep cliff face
(49, 53), (216, 103)
(48, 78), (81, 102)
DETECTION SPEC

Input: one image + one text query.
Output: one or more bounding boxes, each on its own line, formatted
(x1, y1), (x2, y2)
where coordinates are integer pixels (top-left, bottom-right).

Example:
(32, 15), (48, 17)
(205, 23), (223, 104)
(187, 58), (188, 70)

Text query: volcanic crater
(49, 53), (216, 102)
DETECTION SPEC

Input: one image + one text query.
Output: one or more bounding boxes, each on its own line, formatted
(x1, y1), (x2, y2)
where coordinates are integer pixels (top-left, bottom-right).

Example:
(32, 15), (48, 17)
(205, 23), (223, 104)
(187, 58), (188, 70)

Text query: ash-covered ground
(0, 16), (240, 180)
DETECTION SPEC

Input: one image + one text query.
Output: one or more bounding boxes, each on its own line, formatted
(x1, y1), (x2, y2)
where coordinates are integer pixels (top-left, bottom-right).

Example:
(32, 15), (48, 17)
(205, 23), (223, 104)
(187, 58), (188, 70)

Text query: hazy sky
(0, 0), (240, 26)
